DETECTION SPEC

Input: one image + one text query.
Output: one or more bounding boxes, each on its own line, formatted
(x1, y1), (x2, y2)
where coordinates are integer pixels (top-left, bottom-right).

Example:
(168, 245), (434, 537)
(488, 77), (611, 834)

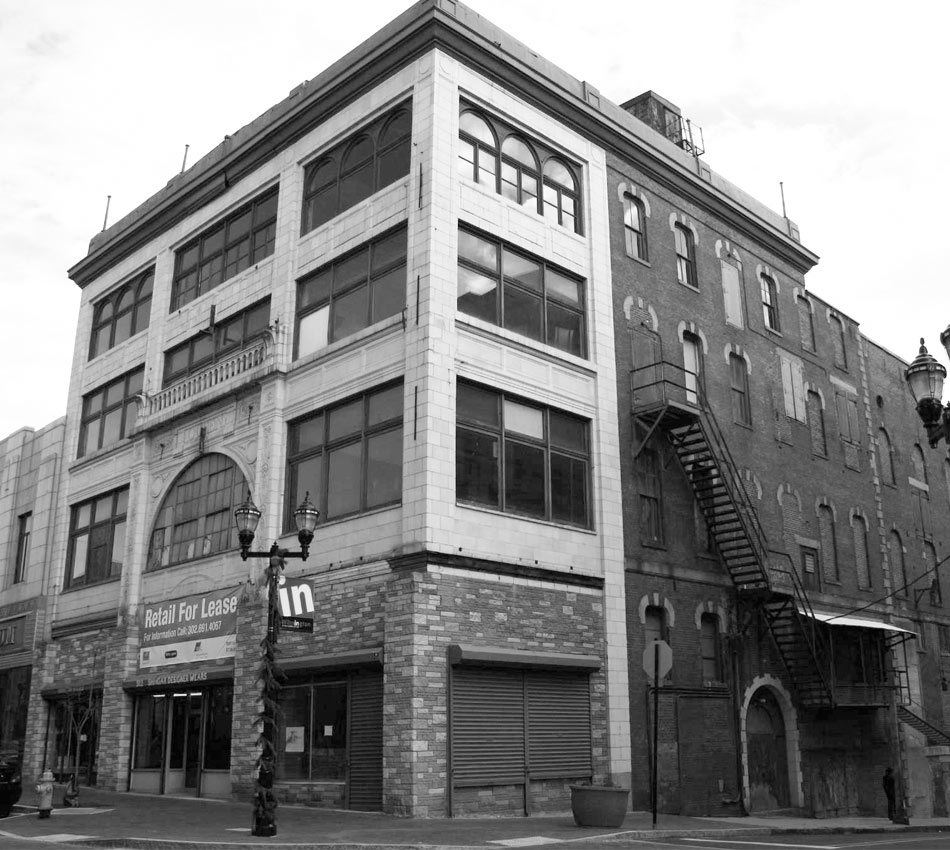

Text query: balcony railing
(133, 330), (277, 433)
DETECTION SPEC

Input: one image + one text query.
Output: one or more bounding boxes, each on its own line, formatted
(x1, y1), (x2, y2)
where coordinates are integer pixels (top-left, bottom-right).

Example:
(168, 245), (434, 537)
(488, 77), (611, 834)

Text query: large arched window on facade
(148, 453), (249, 569)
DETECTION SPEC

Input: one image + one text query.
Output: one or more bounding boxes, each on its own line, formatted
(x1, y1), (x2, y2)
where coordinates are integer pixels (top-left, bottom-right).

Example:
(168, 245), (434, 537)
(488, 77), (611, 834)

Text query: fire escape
(631, 359), (836, 707)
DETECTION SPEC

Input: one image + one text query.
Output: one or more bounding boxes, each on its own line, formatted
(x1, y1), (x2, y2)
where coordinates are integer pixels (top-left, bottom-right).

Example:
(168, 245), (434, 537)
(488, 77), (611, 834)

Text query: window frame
(455, 381), (591, 528)
(835, 393), (861, 445)
(295, 227), (408, 359)
(171, 187), (278, 312)
(13, 512), (31, 584)
(807, 390), (827, 456)
(700, 613), (722, 682)
(780, 356), (805, 423)
(65, 487), (128, 589)
(302, 104), (412, 235)
(286, 382), (404, 529)
(760, 273), (780, 332)
(637, 446), (664, 546)
(456, 225), (587, 358)
(853, 514), (872, 590)
(797, 294), (815, 351)
(89, 268), (154, 360)
(78, 366), (144, 458)
(673, 223), (697, 288)
(830, 314), (848, 369)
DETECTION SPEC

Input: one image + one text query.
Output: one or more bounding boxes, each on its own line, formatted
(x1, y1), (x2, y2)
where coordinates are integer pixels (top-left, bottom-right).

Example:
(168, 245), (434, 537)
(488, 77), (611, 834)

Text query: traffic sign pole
(652, 642), (659, 829)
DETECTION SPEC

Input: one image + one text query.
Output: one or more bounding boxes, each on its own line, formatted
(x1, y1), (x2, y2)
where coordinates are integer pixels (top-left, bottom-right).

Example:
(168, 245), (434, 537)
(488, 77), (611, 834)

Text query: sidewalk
(2, 786), (949, 849)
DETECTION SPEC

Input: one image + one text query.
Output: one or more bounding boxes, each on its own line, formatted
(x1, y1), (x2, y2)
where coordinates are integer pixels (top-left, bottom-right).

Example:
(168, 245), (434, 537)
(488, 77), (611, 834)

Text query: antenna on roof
(181, 144), (190, 174)
(101, 195), (112, 232)
(779, 181), (788, 218)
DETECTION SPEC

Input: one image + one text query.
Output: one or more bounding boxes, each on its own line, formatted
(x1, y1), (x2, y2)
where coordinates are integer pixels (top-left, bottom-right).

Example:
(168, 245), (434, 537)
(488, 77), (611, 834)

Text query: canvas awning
(798, 607), (918, 636)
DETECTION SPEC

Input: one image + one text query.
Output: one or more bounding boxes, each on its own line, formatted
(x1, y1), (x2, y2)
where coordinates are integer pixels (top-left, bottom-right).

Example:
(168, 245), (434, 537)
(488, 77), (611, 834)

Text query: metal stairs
(898, 706), (950, 746)
(631, 366), (833, 708)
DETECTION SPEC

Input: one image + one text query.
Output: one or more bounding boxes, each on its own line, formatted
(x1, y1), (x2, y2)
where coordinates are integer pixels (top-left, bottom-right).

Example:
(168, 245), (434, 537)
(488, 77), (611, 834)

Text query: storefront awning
(798, 607), (918, 636)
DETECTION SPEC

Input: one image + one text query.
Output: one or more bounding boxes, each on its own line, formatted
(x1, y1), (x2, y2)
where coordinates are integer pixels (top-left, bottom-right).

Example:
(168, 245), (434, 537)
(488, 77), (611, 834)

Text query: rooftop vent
(622, 91), (705, 157)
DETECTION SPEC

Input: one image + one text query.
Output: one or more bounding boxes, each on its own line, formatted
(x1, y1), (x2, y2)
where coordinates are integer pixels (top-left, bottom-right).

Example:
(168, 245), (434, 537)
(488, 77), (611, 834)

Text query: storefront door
(130, 683), (232, 797)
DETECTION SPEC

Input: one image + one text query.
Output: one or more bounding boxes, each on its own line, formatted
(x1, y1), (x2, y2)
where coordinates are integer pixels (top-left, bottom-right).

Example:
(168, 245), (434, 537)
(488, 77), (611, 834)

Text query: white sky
(1, 0), (948, 440)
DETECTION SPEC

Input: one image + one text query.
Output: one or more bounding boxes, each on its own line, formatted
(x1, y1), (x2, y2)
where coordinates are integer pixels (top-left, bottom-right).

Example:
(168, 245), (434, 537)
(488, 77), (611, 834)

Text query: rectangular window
(674, 223), (697, 288)
(456, 381), (590, 527)
(457, 226), (586, 358)
(854, 518), (871, 590)
(721, 261), (743, 328)
(171, 187), (278, 311)
(729, 353), (751, 426)
(637, 447), (663, 545)
(683, 333), (703, 404)
(798, 296), (815, 351)
(66, 488), (128, 589)
(277, 679), (348, 781)
(760, 274), (780, 331)
(780, 356), (805, 423)
(78, 367), (144, 457)
(286, 383), (403, 527)
(163, 299), (270, 386)
(13, 512), (32, 583)
(296, 228), (407, 359)
(831, 315), (848, 368)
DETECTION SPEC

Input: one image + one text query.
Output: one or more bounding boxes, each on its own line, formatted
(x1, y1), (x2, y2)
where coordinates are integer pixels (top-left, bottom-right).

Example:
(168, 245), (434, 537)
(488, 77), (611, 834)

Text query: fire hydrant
(35, 770), (54, 819)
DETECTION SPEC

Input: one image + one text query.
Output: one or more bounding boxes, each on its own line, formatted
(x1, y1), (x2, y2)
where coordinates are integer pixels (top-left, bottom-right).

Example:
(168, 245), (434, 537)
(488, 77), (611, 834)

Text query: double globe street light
(234, 491), (319, 838)
(905, 326), (950, 449)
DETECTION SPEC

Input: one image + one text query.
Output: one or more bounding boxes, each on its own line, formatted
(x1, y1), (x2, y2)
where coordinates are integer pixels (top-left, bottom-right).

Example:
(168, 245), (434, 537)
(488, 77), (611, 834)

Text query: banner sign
(139, 587), (239, 669)
(279, 576), (314, 633)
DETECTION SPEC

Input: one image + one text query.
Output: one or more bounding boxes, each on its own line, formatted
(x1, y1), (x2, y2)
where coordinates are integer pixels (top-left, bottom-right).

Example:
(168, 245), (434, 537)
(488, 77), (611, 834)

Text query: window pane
(326, 443), (362, 518)
(113, 311), (133, 346)
(549, 412), (587, 452)
(82, 419), (101, 455)
(372, 230), (407, 270)
(339, 162), (373, 209)
(377, 141), (411, 188)
(334, 249), (370, 293)
(543, 159), (573, 188)
(550, 453), (587, 525)
(502, 137), (535, 167)
(457, 383), (499, 428)
(294, 415), (325, 451)
(278, 685), (311, 781)
(504, 400), (544, 439)
(305, 188), (336, 232)
(293, 455), (323, 513)
(371, 266), (405, 323)
(71, 534), (89, 581)
(299, 270), (332, 311)
(503, 251), (542, 292)
(459, 112), (495, 146)
(546, 302), (584, 356)
(546, 270), (581, 307)
(458, 267), (497, 322)
(298, 307), (329, 359)
(368, 385), (403, 427)
(331, 284), (369, 342)
(166, 345), (190, 378)
(312, 683), (348, 780)
(504, 441), (545, 517)
(456, 428), (498, 507)
(101, 407), (123, 446)
(458, 231), (497, 270)
(503, 286), (543, 342)
(133, 695), (166, 769)
(366, 428), (403, 508)
(328, 400), (362, 442)
(111, 520), (126, 576)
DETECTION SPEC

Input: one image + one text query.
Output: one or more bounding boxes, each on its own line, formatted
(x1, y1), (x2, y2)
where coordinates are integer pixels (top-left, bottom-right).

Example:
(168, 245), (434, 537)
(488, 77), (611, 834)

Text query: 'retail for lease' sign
(139, 587), (240, 668)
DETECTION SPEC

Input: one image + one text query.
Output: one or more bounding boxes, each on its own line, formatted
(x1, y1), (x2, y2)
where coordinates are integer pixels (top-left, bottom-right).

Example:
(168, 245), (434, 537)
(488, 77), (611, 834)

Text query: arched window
(301, 102), (412, 236)
(500, 136), (539, 208)
(682, 331), (703, 404)
(818, 505), (838, 583)
(644, 605), (668, 645)
(700, 613), (721, 681)
(797, 295), (815, 351)
(807, 391), (826, 456)
(878, 429), (895, 485)
(889, 531), (907, 597)
(830, 314), (847, 368)
(854, 514), (871, 589)
(729, 353), (751, 426)
(674, 223), (697, 288)
(760, 273), (780, 331)
(89, 268), (154, 359)
(926, 542), (942, 606)
(458, 110), (498, 189)
(911, 444), (928, 485)
(623, 194), (647, 261)
(148, 454), (248, 569)
(542, 158), (579, 232)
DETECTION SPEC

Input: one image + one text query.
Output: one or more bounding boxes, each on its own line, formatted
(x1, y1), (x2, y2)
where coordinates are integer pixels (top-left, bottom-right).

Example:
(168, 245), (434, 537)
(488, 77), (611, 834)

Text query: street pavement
(1, 785), (949, 849)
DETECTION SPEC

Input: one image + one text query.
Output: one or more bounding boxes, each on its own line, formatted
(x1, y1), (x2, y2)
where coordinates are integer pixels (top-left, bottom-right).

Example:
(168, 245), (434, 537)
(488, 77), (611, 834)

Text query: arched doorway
(747, 688), (790, 811)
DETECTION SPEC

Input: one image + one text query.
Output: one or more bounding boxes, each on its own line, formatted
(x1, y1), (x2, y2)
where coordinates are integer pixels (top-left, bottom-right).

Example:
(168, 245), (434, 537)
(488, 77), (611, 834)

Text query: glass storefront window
(133, 695), (166, 769)
(277, 679), (347, 781)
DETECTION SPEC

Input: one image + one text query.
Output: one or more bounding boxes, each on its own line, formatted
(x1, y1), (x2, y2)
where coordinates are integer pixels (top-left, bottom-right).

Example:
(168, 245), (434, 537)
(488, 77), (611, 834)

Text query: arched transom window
(149, 453), (248, 569)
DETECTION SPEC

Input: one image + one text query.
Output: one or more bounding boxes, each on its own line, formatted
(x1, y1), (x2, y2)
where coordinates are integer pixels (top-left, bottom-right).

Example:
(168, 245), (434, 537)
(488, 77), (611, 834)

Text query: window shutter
(348, 672), (383, 811)
(781, 358), (795, 418)
(790, 362), (805, 422)
(847, 399), (860, 444)
(721, 262), (743, 328)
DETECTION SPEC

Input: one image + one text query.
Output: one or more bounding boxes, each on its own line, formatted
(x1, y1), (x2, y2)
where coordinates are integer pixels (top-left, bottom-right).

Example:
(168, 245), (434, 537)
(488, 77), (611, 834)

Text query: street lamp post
(234, 491), (319, 838)
(905, 328), (950, 448)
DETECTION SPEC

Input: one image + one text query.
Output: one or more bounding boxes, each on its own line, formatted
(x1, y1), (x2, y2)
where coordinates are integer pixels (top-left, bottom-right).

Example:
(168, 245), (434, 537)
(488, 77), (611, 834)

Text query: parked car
(0, 750), (22, 817)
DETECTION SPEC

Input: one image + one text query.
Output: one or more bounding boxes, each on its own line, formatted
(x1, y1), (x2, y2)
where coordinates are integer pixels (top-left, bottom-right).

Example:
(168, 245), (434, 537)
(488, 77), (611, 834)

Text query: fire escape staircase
(631, 363), (833, 708)
(897, 706), (950, 747)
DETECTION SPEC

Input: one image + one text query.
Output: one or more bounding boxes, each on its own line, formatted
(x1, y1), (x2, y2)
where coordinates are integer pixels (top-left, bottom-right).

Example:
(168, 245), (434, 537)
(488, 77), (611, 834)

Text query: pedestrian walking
(883, 766), (896, 821)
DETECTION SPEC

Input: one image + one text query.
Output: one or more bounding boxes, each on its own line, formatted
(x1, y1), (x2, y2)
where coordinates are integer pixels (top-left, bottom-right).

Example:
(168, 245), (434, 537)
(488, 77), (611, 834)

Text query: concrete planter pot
(569, 784), (629, 828)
